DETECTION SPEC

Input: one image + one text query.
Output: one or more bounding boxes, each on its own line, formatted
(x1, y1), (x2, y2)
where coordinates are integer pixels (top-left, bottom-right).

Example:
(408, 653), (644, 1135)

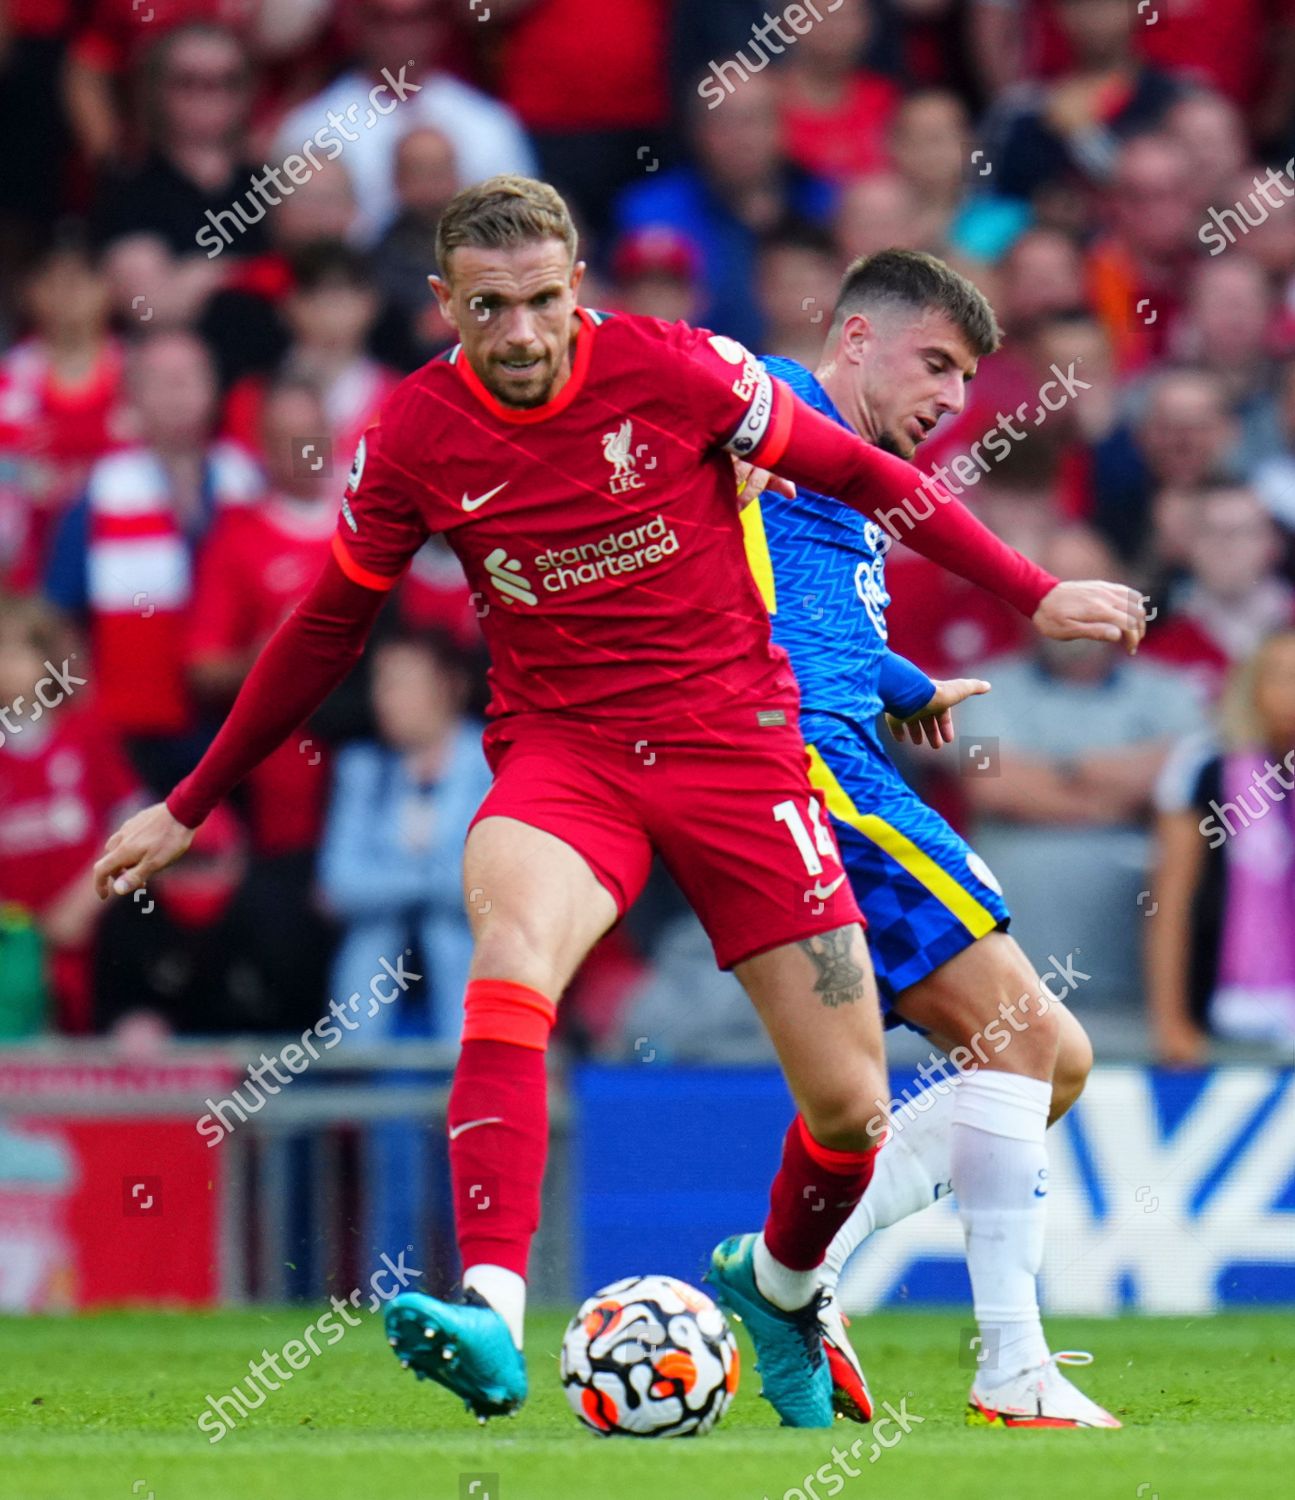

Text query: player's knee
(1049, 1015), (1093, 1123)
(981, 974), (1062, 1076)
(469, 920), (561, 998)
(802, 1075), (889, 1154)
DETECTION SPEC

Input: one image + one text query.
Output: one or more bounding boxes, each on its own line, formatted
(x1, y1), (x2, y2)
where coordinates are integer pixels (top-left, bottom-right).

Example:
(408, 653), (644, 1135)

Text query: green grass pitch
(4, 1308), (1292, 1500)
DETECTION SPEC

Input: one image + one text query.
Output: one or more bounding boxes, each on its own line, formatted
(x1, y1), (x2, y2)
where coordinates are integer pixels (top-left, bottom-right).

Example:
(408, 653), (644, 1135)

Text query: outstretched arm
(752, 387), (1146, 652)
(93, 552), (387, 898)
(880, 652), (992, 750)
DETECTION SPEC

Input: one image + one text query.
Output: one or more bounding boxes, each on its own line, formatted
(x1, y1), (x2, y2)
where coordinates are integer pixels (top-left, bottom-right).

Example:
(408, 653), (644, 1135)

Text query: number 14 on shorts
(773, 797), (839, 881)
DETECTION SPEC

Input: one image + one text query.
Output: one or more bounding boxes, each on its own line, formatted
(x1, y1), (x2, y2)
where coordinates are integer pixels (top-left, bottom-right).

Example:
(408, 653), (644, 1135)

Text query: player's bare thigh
(464, 815), (619, 1000)
(892, 930), (1066, 1086)
(736, 924), (889, 1153)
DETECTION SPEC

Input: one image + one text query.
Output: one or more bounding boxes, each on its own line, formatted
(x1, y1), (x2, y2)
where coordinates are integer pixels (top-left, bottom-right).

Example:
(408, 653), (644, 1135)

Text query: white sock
(951, 1071), (1052, 1386)
(753, 1233), (819, 1312)
(463, 1263), (526, 1350)
(821, 1077), (960, 1288)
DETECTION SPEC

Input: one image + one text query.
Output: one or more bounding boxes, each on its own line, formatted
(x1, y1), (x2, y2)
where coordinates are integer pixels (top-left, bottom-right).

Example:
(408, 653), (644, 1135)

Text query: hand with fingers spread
(93, 801), (195, 901)
(1032, 580), (1146, 655)
(886, 677), (991, 750)
(733, 457), (796, 510)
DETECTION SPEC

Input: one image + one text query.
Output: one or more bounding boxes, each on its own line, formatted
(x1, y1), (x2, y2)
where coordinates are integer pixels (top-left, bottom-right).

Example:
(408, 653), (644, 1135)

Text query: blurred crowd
(1, 0), (1294, 1065)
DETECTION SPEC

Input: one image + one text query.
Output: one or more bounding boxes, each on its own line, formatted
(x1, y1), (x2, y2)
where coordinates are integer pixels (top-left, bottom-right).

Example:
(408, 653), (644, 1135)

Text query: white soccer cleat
(818, 1287), (874, 1422)
(968, 1350), (1121, 1429)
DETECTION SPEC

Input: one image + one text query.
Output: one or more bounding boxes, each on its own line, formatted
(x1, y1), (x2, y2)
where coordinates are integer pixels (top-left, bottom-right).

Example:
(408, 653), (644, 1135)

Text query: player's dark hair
(829, 249), (1001, 355)
(435, 175), (578, 276)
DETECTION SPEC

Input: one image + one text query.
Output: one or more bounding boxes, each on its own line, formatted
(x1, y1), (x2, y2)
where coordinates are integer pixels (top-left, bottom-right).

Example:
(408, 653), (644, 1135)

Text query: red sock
(763, 1115), (882, 1271)
(449, 979), (556, 1280)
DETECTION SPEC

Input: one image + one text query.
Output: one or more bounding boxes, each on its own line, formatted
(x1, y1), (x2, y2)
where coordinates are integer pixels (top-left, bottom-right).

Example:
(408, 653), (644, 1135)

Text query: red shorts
(472, 706), (864, 970)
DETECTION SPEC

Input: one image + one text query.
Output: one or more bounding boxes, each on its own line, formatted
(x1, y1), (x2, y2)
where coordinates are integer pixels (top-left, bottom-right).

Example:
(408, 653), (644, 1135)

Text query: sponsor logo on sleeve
(727, 366), (774, 456)
(706, 334), (773, 454)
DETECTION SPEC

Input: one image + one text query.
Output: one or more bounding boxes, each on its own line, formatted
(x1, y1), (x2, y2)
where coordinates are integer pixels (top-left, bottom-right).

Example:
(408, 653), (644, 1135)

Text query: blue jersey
(745, 359), (1010, 1014)
(744, 357), (932, 728)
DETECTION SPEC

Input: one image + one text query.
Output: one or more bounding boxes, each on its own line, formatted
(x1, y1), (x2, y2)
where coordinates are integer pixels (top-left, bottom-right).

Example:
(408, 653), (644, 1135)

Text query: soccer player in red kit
(94, 177), (1144, 1427)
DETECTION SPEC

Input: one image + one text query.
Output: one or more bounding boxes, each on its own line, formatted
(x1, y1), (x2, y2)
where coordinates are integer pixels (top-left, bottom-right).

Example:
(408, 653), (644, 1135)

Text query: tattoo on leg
(799, 928), (866, 1008)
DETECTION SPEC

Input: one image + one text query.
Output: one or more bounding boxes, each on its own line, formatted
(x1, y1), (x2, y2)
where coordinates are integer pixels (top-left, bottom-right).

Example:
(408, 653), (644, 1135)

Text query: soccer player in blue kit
(741, 249), (1131, 1429)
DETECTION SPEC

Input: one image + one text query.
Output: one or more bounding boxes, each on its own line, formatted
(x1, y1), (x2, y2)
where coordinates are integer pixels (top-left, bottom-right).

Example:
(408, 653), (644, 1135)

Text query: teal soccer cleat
(706, 1233), (835, 1428)
(384, 1289), (528, 1421)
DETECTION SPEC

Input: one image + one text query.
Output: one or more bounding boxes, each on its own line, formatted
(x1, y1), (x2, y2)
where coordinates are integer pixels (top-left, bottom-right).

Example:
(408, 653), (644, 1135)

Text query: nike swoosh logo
(810, 873), (847, 901)
(461, 482), (508, 512)
(448, 1116), (504, 1140)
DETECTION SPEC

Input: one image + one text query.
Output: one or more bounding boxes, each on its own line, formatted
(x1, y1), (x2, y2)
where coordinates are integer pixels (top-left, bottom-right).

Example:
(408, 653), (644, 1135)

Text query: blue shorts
(801, 711), (1011, 1019)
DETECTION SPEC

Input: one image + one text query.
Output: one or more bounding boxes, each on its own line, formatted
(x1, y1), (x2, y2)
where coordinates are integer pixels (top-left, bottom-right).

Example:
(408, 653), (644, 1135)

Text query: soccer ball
(559, 1273), (740, 1437)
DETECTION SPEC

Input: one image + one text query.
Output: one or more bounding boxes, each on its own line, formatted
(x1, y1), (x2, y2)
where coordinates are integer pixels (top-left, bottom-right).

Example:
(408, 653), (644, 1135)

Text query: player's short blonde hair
(435, 176), (578, 277)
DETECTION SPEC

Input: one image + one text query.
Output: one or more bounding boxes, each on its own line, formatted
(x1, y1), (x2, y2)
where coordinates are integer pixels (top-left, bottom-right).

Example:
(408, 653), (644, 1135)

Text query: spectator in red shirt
(189, 373), (336, 857)
(0, 591), (142, 1031)
(778, 0), (900, 182)
(0, 234), (130, 585)
(42, 328), (263, 789)
(1144, 483), (1295, 701)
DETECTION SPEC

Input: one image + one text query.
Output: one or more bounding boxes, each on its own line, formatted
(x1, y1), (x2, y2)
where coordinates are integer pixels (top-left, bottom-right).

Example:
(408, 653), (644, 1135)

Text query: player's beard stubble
(873, 427), (913, 461)
(483, 346), (562, 408)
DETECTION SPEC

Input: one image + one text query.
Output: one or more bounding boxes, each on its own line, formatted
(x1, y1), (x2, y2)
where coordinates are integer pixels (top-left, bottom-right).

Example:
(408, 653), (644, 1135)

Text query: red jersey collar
(453, 306), (597, 424)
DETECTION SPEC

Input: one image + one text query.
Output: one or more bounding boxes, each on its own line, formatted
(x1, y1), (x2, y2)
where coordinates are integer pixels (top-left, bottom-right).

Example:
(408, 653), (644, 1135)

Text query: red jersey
(188, 494), (334, 852)
(333, 309), (798, 722)
(189, 494), (336, 655)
